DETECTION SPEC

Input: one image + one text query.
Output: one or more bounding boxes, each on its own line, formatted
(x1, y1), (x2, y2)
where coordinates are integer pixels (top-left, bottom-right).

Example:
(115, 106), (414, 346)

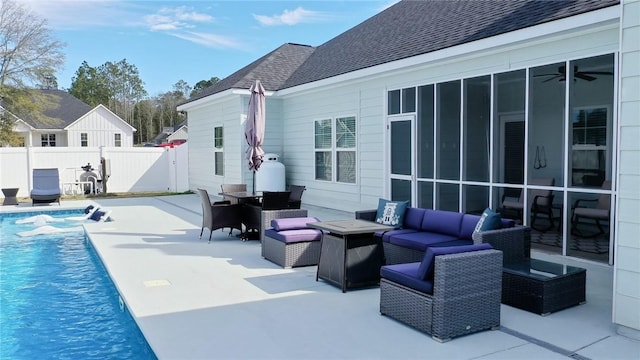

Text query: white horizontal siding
(614, 0), (640, 332)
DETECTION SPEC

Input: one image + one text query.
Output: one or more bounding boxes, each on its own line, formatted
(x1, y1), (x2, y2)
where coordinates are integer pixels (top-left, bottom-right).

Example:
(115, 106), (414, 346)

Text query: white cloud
(169, 31), (241, 49)
(145, 6), (212, 32)
(253, 7), (326, 26)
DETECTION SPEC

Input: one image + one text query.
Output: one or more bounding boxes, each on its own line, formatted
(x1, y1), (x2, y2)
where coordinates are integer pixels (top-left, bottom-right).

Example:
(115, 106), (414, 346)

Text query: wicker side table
(2, 188), (19, 205)
(502, 259), (586, 316)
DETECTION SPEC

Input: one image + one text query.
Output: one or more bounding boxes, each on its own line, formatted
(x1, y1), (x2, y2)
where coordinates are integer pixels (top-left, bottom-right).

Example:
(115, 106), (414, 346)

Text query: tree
(0, 0), (65, 146)
(69, 61), (110, 107)
(0, 0), (65, 88)
(190, 76), (219, 98)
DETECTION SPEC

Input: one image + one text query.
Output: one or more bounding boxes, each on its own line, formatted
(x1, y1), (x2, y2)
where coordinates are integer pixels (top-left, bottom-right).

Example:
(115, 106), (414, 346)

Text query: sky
(18, 0), (396, 97)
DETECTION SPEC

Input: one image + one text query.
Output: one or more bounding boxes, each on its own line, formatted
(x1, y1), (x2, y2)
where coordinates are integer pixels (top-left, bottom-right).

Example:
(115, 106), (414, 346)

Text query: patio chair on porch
(197, 188), (242, 242)
(287, 185), (306, 209)
(501, 178), (555, 230)
(242, 191), (292, 241)
(571, 181), (611, 238)
(220, 183), (247, 204)
(30, 168), (61, 205)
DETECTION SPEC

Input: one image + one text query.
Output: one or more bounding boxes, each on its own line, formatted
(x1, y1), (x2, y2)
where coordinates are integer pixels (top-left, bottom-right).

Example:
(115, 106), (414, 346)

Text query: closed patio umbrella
(245, 80), (266, 193)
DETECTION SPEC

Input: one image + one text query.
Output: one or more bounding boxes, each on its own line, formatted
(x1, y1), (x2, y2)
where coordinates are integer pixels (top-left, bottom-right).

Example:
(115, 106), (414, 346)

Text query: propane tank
(255, 154), (285, 192)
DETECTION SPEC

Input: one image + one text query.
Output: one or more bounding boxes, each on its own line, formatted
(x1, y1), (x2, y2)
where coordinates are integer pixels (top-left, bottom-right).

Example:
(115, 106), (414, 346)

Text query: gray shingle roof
(184, 0), (618, 104)
(282, 0), (619, 89)
(184, 43), (315, 104)
(21, 89), (92, 129)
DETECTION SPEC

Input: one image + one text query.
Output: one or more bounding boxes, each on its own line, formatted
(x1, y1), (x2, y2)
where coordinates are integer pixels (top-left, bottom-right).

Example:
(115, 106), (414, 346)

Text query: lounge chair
(30, 168), (61, 205)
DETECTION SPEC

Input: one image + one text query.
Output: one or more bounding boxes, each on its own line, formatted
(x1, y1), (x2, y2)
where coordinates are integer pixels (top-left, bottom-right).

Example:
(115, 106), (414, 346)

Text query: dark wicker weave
(502, 259), (586, 315)
(260, 209), (308, 256)
(380, 249), (503, 342)
(473, 225), (531, 263)
(263, 235), (321, 268)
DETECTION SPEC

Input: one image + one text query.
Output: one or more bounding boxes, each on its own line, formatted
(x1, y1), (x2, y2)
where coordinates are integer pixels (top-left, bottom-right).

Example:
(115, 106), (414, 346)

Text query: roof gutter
(177, 88), (276, 112)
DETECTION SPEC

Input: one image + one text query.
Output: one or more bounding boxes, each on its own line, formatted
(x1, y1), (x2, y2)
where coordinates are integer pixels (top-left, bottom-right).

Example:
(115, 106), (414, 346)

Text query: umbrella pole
(252, 170), (256, 195)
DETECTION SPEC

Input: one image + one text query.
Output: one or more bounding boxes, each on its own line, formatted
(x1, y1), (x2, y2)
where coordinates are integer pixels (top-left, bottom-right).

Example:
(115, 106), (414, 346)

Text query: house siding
(278, 23), (619, 213)
(187, 96), (249, 195)
(66, 106), (134, 147)
(614, 0), (640, 334)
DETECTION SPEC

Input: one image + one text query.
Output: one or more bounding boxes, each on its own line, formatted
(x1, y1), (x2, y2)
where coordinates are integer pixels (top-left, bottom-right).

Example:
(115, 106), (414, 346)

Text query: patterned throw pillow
(375, 199), (409, 228)
(473, 208), (502, 236)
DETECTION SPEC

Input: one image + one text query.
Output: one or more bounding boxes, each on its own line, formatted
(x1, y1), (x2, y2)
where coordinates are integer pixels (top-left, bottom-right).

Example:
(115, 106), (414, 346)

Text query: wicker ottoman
(262, 217), (322, 268)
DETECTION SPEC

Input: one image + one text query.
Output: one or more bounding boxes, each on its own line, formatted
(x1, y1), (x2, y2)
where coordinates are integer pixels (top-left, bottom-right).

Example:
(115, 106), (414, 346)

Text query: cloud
(145, 6), (213, 32)
(169, 31), (241, 49)
(253, 7), (327, 26)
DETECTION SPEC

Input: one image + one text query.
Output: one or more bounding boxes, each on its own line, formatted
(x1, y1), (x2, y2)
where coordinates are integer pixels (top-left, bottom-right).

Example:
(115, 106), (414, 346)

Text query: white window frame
(213, 126), (224, 176)
(81, 133), (88, 147)
(41, 133), (56, 147)
(114, 133), (122, 147)
(314, 116), (357, 184)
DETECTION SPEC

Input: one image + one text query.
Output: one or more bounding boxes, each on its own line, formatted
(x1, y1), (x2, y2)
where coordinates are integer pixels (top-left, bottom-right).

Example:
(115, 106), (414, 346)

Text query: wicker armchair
(380, 246), (503, 342)
(197, 188), (243, 242)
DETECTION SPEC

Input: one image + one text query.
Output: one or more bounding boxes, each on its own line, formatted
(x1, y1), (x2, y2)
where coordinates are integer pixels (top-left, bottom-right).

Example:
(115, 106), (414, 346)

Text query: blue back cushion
(421, 210), (464, 237)
(403, 208), (425, 229)
(375, 199), (409, 228)
(460, 214), (482, 240)
(416, 243), (493, 280)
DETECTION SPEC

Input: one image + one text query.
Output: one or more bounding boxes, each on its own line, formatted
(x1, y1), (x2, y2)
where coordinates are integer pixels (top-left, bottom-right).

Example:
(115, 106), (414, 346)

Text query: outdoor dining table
(218, 191), (263, 204)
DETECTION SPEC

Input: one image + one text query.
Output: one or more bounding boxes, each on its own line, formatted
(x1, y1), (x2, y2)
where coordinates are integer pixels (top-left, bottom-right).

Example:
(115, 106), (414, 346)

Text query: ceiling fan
(535, 65), (613, 82)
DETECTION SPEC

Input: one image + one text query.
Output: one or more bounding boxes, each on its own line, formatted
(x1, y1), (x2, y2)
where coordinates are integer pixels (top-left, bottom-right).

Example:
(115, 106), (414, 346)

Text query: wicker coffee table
(502, 259), (586, 315)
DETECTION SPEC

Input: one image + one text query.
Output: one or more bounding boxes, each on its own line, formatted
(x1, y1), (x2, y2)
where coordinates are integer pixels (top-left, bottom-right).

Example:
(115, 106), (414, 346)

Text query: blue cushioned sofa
(356, 208), (530, 265)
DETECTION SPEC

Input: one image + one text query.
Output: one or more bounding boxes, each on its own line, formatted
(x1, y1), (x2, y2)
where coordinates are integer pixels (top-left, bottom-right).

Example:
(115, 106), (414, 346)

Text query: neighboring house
(10, 89), (136, 147)
(178, 0), (639, 335)
(151, 119), (188, 145)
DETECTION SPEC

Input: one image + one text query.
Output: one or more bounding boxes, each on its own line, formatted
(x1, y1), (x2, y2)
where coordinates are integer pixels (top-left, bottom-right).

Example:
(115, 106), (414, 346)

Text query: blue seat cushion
(380, 229), (418, 243)
(264, 228), (322, 244)
(380, 262), (433, 294)
(271, 217), (320, 231)
(416, 243), (493, 280)
(388, 232), (470, 251)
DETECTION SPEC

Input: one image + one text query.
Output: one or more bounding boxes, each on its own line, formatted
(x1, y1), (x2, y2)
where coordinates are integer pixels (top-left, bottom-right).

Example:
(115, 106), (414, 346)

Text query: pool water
(0, 210), (156, 359)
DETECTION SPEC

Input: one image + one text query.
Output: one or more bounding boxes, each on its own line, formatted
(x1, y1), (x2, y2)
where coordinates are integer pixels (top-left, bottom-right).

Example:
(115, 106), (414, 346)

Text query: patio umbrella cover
(245, 80), (266, 190)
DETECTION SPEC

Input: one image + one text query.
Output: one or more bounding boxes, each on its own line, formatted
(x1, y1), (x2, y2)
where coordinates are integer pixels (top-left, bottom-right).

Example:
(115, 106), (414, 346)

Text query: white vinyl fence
(0, 144), (189, 198)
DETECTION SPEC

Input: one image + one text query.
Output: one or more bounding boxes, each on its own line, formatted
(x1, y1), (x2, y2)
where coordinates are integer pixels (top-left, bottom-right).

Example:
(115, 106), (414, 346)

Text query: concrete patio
(2, 194), (639, 359)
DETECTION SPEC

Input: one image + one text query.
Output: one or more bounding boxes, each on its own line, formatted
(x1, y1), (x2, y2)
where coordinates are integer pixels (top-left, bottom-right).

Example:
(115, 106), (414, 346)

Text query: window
(81, 133), (88, 147)
(314, 116), (356, 183)
(41, 134), (56, 147)
(114, 133), (121, 147)
(214, 126), (223, 176)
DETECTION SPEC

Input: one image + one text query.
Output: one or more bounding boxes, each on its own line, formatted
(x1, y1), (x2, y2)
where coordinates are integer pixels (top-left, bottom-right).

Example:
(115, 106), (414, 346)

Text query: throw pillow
(375, 198), (409, 228)
(473, 208), (502, 235)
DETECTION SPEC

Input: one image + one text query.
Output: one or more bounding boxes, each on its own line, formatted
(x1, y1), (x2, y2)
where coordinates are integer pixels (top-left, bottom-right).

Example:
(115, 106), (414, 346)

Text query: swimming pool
(0, 209), (156, 359)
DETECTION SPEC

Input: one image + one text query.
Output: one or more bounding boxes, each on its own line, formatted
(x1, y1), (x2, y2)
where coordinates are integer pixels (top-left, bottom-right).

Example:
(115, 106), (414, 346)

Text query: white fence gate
(0, 144), (189, 198)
